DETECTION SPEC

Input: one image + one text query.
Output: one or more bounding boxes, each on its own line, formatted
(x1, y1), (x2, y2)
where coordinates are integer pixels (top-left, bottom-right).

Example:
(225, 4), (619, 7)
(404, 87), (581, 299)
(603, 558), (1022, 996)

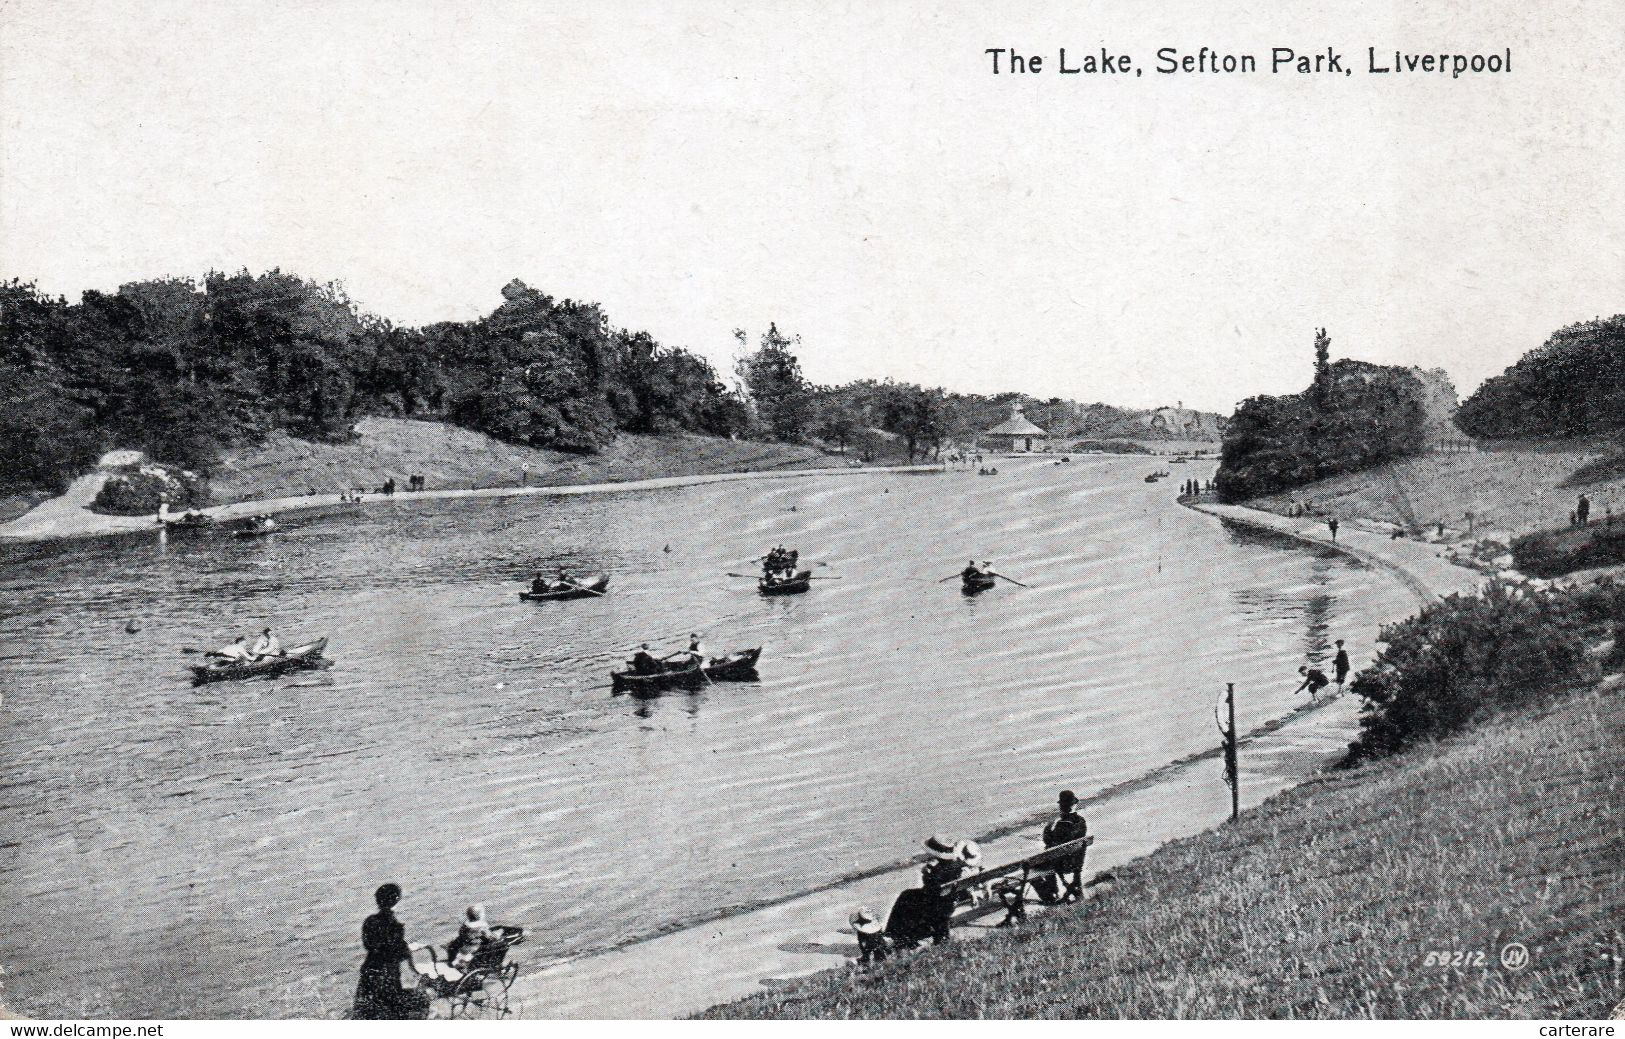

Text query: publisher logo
(1500, 942), (1531, 971)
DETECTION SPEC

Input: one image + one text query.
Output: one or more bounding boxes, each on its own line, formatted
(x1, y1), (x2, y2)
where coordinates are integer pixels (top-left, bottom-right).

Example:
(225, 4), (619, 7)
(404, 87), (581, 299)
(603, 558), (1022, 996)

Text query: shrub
(91, 465), (209, 516)
(1346, 582), (1596, 761)
(1511, 521), (1625, 577)
(1561, 449), (1625, 487)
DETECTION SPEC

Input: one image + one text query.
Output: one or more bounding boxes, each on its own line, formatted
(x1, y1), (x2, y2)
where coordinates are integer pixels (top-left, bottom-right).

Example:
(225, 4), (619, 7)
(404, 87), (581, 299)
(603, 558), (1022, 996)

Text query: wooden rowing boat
(961, 573), (997, 595)
(758, 569), (812, 596)
(519, 575), (610, 602)
(189, 637), (329, 685)
(610, 647), (762, 695)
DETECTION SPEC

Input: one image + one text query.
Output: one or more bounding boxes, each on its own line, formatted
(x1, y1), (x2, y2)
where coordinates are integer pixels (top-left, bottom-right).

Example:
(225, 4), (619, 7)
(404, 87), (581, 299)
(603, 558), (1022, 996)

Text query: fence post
(1219, 683), (1239, 821)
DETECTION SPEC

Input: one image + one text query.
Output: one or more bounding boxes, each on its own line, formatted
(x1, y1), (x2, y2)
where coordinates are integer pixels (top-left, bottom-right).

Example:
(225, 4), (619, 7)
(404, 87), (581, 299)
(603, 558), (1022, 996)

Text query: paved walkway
(499, 501), (1489, 1019)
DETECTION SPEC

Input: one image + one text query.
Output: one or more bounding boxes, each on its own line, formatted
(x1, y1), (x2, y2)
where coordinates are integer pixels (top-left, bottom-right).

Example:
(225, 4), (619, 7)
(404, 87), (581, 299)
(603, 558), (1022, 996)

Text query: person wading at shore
(1333, 639), (1351, 690)
(1295, 664), (1331, 701)
(1041, 790), (1090, 903)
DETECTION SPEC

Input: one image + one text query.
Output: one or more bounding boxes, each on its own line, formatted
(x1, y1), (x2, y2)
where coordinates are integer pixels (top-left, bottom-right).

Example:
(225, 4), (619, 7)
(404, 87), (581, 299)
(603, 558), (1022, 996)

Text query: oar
(806, 576), (842, 581)
(991, 573), (1031, 588)
(936, 574), (963, 583)
(558, 579), (607, 597)
(180, 647), (229, 658)
(726, 572), (761, 579)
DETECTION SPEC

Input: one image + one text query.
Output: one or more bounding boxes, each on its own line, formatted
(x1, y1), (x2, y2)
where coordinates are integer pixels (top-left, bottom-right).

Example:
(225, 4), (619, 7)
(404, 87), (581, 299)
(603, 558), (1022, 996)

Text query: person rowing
(629, 643), (661, 675)
(667, 633), (706, 668)
(213, 635), (252, 662)
(248, 627), (283, 661)
(960, 559), (983, 580)
(530, 572), (549, 594)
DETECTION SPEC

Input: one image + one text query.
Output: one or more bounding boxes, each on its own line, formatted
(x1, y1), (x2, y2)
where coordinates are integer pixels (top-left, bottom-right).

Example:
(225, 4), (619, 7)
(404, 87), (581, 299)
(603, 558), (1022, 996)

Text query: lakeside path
(0, 464), (944, 543)
(504, 500), (1489, 1020)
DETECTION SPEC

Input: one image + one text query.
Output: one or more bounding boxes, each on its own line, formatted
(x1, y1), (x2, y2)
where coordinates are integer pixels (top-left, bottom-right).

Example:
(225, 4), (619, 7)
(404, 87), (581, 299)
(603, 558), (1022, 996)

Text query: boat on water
(758, 569), (812, 596)
(610, 647), (762, 695)
(163, 512), (215, 530)
(519, 574), (610, 602)
(233, 517), (278, 537)
(961, 572), (997, 595)
(189, 637), (330, 685)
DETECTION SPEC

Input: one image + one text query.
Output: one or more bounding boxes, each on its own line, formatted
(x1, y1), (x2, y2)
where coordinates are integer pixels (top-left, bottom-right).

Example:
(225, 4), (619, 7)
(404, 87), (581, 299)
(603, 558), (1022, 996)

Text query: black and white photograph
(1, 0), (1622, 1026)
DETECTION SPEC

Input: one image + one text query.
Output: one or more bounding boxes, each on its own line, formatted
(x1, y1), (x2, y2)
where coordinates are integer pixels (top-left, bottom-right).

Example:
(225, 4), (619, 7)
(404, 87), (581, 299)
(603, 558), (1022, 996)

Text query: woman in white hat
(883, 834), (966, 949)
(955, 840), (989, 906)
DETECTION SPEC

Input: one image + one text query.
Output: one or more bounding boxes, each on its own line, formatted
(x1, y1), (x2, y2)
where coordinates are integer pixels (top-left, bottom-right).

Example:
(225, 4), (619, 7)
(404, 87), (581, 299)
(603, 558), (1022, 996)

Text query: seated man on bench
(1040, 789), (1089, 904)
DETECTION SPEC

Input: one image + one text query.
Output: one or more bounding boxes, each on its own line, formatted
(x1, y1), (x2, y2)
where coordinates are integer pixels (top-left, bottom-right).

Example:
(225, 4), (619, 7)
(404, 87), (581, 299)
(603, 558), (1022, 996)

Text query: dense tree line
(1455, 315), (1625, 439)
(1, 268), (1229, 499)
(0, 272), (752, 494)
(1215, 355), (1432, 502)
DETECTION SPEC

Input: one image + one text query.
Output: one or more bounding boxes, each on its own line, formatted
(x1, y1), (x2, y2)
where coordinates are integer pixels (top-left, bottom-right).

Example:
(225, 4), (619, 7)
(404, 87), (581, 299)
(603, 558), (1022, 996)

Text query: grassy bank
(205, 417), (836, 505)
(1241, 443), (1625, 544)
(704, 681), (1625, 1019)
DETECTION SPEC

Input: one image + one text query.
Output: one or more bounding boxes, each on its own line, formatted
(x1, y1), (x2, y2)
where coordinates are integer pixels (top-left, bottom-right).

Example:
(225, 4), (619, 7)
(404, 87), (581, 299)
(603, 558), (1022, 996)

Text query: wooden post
(1217, 682), (1239, 821)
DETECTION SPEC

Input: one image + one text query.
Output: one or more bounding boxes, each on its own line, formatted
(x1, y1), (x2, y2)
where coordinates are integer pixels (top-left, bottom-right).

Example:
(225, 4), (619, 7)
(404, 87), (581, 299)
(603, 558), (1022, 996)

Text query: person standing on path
(1578, 494), (1591, 525)
(1327, 517), (1340, 542)
(1333, 639), (1351, 691)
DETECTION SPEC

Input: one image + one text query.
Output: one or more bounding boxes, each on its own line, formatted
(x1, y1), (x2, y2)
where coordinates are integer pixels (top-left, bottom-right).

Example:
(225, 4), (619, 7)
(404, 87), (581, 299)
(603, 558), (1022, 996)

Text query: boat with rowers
(519, 574), (610, 602)
(190, 637), (330, 685)
(610, 646), (763, 695)
(759, 569), (812, 596)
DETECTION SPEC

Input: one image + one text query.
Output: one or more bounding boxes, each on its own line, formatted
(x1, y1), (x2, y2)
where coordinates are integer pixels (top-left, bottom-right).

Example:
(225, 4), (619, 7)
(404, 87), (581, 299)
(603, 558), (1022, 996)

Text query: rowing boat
(758, 569), (812, 596)
(961, 572), (997, 595)
(189, 637), (329, 685)
(519, 575), (610, 601)
(610, 647), (762, 695)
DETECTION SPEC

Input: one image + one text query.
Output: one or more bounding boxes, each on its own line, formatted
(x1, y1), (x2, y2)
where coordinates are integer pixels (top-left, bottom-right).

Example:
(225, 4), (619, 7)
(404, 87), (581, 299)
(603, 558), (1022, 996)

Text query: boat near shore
(519, 575), (610, 602)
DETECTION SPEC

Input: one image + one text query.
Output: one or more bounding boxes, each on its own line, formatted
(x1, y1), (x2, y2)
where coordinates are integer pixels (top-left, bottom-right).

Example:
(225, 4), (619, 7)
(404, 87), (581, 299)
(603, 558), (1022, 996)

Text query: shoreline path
(497, 499), (1487, 1019)
(0, 464), (945, 542)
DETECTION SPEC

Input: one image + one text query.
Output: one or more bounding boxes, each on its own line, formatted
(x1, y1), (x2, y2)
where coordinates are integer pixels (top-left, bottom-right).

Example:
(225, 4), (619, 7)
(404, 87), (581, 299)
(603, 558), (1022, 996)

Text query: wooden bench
(935, 835), (1094, 928)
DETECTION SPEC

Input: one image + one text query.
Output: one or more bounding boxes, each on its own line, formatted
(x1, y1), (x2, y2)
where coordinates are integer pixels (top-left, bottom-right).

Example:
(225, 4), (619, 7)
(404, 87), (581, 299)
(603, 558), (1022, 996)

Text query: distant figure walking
(1333, 639), (1351, 690)
(1577, 495), (1591, 526)
(1327, 517), (1340, 542)
(1295, 665), (1331, 702)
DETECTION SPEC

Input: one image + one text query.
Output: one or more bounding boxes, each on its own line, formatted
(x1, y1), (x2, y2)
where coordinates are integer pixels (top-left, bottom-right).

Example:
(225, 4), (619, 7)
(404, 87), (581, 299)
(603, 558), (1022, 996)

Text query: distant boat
(961, 572), (997, 595)
(163, 512), (214, 530)
(233, 517), (278, 537)
(519, 575), (610, 602)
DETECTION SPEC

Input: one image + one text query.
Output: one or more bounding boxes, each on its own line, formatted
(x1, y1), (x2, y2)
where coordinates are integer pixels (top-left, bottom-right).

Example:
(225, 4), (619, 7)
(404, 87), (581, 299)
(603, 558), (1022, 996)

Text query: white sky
(3, 0), (1622, 413)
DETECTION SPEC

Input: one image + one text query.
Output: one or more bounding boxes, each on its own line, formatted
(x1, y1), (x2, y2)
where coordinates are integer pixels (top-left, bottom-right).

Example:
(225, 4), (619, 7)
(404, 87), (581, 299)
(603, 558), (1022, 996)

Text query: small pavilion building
(981, 405), (1049, 453)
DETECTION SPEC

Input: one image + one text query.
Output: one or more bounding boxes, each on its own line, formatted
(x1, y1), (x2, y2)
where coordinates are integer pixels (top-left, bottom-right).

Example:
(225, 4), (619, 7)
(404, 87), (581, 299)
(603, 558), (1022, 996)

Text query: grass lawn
(704, 684), (1625, 1019)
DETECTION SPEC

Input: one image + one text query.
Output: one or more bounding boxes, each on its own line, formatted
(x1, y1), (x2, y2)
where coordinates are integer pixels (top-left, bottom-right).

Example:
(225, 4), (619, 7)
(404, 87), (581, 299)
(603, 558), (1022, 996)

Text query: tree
(1312, 327), (1332, 409)
(734, 323), (815, 441)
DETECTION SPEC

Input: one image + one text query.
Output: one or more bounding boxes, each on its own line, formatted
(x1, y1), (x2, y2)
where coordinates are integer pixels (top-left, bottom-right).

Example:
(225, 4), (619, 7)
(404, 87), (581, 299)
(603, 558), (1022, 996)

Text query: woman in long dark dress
(353, 883), (431, 1020)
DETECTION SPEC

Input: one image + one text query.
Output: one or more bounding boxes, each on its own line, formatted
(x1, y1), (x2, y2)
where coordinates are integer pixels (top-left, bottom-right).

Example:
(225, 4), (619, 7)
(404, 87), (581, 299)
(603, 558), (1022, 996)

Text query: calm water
(0, 458), (1412, 1017)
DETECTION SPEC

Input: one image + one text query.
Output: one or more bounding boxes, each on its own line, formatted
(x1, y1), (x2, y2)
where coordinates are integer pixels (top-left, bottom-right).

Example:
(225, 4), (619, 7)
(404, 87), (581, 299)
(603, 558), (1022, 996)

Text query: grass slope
(1242, 443), (1625, 542)
(704, 686), (1625, 1019)
(207, 417), (835, 504)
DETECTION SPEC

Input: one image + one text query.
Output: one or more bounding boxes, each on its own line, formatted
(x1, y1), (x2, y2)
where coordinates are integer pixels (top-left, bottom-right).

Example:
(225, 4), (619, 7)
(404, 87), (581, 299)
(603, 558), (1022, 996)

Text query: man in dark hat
(1333, 640), (1351, 690)
(1042, 790), (1090, 903)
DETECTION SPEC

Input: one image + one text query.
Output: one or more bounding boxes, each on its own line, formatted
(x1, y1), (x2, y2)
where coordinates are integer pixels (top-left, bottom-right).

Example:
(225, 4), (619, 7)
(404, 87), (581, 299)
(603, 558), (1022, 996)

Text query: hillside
(209, 418), (834, 504)
(1242, 441), (1625, 546)
(704, 681), (1625, 1019)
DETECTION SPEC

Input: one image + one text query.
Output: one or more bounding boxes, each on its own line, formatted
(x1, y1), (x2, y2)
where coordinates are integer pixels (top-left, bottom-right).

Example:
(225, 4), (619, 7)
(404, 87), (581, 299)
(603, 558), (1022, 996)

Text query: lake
(0, 456), (1413, 1017)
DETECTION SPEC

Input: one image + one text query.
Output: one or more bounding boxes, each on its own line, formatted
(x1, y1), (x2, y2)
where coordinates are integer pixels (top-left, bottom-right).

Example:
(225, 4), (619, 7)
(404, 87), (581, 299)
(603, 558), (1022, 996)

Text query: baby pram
(415, 924), (525, 1018)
